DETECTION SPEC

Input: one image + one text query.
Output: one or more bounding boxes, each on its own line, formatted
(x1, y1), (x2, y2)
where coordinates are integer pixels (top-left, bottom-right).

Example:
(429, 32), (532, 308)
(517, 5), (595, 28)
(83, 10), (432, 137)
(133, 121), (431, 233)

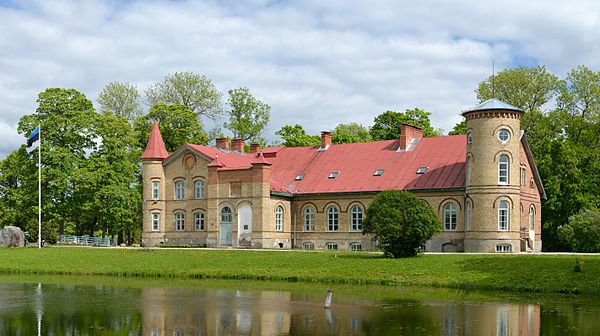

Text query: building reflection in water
(141, 286), (542, 336)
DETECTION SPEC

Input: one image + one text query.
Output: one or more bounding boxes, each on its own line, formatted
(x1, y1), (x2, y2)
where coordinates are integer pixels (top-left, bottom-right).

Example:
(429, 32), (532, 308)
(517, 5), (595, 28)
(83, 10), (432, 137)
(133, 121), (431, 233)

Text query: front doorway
(237, 203), (252, 246)
(220, 206), (233, 246)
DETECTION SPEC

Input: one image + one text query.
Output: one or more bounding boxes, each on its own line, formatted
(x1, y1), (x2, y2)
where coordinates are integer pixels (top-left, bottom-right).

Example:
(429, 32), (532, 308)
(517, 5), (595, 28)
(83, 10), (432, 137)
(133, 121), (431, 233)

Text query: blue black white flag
(26, 126), (40, 153)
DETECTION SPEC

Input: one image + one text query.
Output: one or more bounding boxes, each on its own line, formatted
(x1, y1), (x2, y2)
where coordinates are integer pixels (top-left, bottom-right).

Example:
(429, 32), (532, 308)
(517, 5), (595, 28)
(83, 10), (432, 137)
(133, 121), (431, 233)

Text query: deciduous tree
(224, 87), (271, 141)
(370, 108), (439, 140)
(276, 124), (320, 147)
(332, 122), (371, 144)
(97, 81), (142, 121)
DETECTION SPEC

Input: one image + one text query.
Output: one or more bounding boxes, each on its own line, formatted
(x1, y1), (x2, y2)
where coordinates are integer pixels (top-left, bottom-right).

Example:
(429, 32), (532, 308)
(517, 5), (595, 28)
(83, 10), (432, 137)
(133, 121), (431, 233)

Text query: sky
(1, 0), (599, 159)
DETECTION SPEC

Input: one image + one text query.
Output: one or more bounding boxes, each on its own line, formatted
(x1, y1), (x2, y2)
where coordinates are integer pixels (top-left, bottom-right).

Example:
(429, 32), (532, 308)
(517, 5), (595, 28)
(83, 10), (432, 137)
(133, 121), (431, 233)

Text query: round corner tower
(462, 99), (524, 253)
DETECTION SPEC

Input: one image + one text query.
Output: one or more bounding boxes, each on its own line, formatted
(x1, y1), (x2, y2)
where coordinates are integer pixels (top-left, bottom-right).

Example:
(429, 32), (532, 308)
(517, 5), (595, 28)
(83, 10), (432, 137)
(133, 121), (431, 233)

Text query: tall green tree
(145, 71), (223, 120)
(370, 108), (439, 140)
(136, 103), (208, 153)
(224, 87), (271, 141)
(363, 190), (440, 258)
(275, 124), (321, 147)
(558, 209), (600, 253)
(97, 81), (143, 121)
(332, 122), (371, 144)
(448, 120), (467, 135)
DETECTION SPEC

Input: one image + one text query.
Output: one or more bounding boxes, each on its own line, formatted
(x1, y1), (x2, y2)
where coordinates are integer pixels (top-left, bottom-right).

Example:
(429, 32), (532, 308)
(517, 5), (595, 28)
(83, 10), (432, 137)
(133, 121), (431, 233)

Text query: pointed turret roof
(141, 121), (169, 160)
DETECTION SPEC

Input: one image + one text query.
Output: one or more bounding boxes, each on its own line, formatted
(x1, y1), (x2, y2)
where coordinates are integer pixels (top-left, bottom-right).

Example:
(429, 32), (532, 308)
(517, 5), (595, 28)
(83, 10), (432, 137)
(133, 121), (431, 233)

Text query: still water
(0, 277), (599, 335)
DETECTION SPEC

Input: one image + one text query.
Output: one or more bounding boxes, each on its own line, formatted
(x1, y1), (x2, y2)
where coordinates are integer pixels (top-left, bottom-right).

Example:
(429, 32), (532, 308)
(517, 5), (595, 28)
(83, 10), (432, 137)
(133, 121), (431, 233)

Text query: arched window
(466, 155), (473, 185)
(303, 242), (314, 250)
(151, 180), (160, 200)
(175, 180), (185, 200)
(151, 212), (160, 231)
(304, 206), (315, 232)
(467, 130), (473, 144)
(529, 206), (535, 231)
(275, 205), (284, 232)
(194, 212), (205, 231)
(327, 206), (338, 231)
(499, 155), (509, 184)
(498, 200), (509, 231)
(443, 202), (457, 231)
(350, 205), (363, 232)
(221, 206), (232, 224)
(175, 212), (185, 231)
(194, 180), (205, 199)
(465, 200), (472, 231)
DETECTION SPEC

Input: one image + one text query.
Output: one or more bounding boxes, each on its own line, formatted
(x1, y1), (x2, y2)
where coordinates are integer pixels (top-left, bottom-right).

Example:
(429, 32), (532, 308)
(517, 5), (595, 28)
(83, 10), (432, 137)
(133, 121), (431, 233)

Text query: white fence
(58, 235), (117, 247)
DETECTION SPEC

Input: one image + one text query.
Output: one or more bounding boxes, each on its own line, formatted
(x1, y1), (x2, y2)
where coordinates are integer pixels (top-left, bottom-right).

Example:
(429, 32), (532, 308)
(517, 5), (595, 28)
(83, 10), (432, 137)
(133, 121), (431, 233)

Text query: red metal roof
(141, 121), (169, 160)
(170, 135), (466, 194)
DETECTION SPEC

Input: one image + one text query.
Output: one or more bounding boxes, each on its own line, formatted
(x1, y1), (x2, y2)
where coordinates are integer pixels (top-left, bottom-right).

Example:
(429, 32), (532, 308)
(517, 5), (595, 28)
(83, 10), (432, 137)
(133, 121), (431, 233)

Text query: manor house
(141, 99), (545, 252)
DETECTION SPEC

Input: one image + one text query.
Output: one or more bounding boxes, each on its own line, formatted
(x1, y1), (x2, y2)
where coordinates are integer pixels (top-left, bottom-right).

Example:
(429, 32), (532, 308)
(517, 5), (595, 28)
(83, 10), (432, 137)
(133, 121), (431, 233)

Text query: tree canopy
(145, 71), (223, 120)
(224, 87), (271, 141)
(362, 190), (440, 257)
(370, 108), (439, 141)
(276, 124), (321, 147)
(558, 209), (600, 253)
(332, 122), (371, 144)
(97, 81), (142, 121)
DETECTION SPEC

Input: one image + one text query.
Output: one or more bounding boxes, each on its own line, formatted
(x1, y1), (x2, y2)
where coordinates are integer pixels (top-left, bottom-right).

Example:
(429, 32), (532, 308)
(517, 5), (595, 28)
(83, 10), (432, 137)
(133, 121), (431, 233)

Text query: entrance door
(237, 203), (252, 246)
(220, 206), (233, 246)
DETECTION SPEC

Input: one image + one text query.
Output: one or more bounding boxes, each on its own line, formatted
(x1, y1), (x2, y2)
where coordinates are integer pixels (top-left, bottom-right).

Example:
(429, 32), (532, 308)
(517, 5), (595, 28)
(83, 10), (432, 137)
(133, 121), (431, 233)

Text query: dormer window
(295, 173), (305, 181)
(416, 167), (428, 174)
(328, 171), (339, 179)
(373, 169), (384, 176)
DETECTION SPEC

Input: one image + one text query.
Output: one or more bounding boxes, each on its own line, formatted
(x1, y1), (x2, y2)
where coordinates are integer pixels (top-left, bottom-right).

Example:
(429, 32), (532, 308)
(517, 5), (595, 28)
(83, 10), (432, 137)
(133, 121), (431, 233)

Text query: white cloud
(0, 0), (599, 158)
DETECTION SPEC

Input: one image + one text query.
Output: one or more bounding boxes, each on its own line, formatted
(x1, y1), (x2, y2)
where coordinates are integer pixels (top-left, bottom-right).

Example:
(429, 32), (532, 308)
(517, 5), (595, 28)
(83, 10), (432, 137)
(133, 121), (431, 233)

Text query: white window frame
(151, 181), (160, 200)
(520, 167), (526, 186)
(175, 180), (185, 200)
(467, 130), (473, 144)
(275, 205), (284, 232)
(303, 242), (314, 250)
(194, 180), (205, 199)
(326, 242), (338, 250)
(304, 207), (315, 232)
(443, 202), (457, 231)
(498, 129), (510, 142)
(194, 212), (205, 231)
(350, 243), (362, 251)
(175, 212), (185, 231)
(499, 155), (509, 184)
(498, 200), (509, 231)
(496, 244), (511, 253)
(151, 212), (160, 231)
(327, 206), (339, 231)
(529, 206), (535, 231)
(350, 205), (363, 232)
(220, 206), (232, 224)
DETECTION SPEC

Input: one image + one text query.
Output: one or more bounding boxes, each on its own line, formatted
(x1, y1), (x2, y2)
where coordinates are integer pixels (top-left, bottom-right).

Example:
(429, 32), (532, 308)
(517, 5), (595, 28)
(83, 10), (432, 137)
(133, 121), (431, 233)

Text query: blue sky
(1, 0), (599, 158)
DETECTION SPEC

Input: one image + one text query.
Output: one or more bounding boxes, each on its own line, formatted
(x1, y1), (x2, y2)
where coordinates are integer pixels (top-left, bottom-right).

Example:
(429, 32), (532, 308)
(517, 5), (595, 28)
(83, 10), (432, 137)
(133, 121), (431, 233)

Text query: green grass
(0, 248), (598, 295)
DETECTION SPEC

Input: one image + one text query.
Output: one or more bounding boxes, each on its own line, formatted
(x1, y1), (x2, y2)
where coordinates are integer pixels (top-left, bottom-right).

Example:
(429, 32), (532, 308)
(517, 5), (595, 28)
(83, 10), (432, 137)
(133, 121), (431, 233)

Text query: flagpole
(38, 125), (42, 249)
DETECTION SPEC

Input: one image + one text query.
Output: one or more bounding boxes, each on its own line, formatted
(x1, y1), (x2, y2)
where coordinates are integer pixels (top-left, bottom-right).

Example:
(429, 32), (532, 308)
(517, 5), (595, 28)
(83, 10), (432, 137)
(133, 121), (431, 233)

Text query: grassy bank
(0, 248), (598, 295)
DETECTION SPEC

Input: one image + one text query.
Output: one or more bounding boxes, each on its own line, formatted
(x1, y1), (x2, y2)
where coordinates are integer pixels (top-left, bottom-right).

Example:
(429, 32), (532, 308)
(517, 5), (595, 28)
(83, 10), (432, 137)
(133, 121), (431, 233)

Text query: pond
(0, 276), (599, 335)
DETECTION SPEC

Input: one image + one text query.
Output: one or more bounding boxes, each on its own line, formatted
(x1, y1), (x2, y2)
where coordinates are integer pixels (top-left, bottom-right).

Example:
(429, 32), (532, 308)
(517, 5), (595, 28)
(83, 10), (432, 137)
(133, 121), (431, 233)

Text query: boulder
(0, 226), (26, 247)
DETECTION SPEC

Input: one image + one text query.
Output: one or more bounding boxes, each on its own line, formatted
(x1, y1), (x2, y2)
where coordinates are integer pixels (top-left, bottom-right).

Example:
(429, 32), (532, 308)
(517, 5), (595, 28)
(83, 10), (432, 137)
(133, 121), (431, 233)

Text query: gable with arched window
(275, 205), (284, 232)
(443, 202), (457, 231)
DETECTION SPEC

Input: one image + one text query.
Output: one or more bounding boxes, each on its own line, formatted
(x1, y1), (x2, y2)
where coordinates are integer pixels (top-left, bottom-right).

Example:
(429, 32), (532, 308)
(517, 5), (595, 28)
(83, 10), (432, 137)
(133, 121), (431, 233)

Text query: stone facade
(141, 99), (544, 252)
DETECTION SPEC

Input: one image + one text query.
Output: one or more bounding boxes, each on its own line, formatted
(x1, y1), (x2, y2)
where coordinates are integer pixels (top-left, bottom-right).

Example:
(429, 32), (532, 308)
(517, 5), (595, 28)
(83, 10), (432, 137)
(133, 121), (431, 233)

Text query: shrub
(363, 190), (441, 257)
(558, 209), (600, 253)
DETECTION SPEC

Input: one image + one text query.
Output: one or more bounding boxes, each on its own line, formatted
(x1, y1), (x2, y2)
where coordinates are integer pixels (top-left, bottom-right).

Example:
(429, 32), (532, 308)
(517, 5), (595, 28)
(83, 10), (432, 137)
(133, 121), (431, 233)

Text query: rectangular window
(350, 243), (362, 251)
(275, 207), (283, 232)
(175, 181), (185, 200)
(175, 213), (185, 231)
(151, 213), (160, 231)
(304, 209), (315, 232)
(498, 209), (508, 231)
(194, 212), (204, 231)
(496, 244), (511, 253)
(328, 210), (338, 231)
(326, 243), (337, 250)
(351, 206), (363, 231)
(303, 242), (314, 250)
(195, 180), (205, 199)
(520, 167), (526, 186)
(151, 181), (160, 200)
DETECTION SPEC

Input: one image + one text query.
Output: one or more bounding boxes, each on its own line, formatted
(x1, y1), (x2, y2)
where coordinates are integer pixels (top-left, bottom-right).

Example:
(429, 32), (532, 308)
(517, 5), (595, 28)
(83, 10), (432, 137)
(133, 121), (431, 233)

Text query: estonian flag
(26, 126), (40, 153)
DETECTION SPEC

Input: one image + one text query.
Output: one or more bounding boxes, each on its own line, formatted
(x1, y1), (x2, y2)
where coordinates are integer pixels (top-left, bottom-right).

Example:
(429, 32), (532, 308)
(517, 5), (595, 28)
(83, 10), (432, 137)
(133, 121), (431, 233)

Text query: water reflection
(0, 280), (597, 335)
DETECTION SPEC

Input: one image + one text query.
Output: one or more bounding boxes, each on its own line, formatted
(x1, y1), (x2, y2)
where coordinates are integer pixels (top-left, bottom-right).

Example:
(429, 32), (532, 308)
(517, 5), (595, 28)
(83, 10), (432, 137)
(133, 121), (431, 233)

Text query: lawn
(0, 248), (598, 295)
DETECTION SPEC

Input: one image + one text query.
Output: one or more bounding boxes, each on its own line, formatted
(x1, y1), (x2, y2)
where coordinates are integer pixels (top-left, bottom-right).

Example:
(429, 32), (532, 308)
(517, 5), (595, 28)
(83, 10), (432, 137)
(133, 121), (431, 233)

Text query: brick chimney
(231, 138), (244, 153)
(399, 124), (423, 151)
(216, 137), (229, 150)
(249, 143), (260, 153)
(320, 131), (332, 149)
